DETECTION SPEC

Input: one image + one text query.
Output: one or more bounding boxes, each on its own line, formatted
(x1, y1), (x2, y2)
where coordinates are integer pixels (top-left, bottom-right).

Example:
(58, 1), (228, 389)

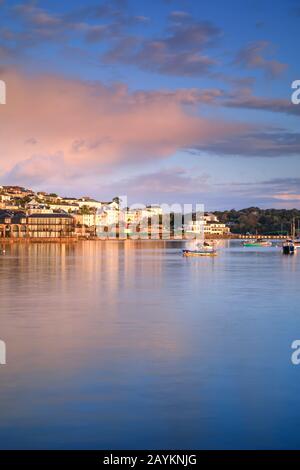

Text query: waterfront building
(125, 208), (141, 225)
(204, 220), (230, 236)
(184, 219), (204, 236)
(184, 214), (230, 237)
(0, 211), (75, 239)
(145, 205), (163, 218)
(125, 205), (163, 225)
(27, 214), (75, 238)
(74, 213), (100, 227)
(98, 202), (120, 227)
(0, 210), (27, 238)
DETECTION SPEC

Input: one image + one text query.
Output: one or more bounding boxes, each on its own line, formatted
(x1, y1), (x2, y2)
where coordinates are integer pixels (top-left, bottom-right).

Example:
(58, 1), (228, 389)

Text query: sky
(0, 0), (299, 210)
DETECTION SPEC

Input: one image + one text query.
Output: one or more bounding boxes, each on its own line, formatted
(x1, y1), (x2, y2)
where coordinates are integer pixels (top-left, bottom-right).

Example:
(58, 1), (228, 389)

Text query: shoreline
(0, 234), (288, 244)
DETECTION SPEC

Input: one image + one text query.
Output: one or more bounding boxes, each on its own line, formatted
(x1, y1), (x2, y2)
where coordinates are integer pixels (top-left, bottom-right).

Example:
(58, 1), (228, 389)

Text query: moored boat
(182, 249), (217, 257)
(242, 239), (273, 247)
(282, 239), (295, 255)
(282, 219), (300, 254)
(182, 240), (217, 257)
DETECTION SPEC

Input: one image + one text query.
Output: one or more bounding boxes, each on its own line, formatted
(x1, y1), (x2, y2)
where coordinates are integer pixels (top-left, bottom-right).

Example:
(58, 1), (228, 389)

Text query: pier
(237, 234), (287, 240)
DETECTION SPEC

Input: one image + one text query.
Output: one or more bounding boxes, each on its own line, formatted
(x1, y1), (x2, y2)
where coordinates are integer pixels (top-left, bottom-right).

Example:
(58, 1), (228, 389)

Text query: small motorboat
(182, 241), (217, 257)
(182, 249), (217, 257)
(242, 239), (273, 247)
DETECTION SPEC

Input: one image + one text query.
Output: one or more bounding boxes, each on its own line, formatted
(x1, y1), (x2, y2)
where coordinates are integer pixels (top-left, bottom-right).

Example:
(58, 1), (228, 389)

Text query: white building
(74, 201), (120, 227)
(26, 200), (54, 215)
(48, 202), (80, 213)
(125, 205), (163, 224)
(74, 213), (101, 227)
(77, 198), (103, 210)
(0, 194), (12, 202)
(184, 214), (230, 237)
(204, 220), (230, 236)
(98, 202), (120, 226)
(145, 205), (163, 218)
(204, 212), (219, 223)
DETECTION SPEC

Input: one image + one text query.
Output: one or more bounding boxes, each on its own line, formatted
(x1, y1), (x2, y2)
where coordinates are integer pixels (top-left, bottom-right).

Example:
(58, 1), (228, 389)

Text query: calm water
(0, 240), (300, 449)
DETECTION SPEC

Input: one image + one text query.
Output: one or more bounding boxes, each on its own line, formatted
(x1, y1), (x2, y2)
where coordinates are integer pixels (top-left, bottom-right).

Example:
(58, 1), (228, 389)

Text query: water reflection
(0, 241), (300, 449)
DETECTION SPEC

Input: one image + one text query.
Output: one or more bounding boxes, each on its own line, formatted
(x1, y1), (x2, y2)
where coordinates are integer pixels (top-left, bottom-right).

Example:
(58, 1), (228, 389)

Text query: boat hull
(182, 250), (217, 257)
(282, 240), (296, 255)
(283, 245), (295, 255)
(243, 242), (272, 247)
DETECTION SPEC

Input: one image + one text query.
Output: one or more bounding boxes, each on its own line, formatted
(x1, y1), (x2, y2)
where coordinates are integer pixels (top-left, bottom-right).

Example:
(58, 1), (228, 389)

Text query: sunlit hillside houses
(75, 204), (163, 231)
(0, 186), (33, 210)
(46, 197), (119, 216)
(0, 199), (19, 211)
(125, 205), (163, 225)
(0, 193), (11, 203)
(26, 200), (54, 215)
(0, 185), (34, 198)
(53, 197), (103, 211)
(74, 201), (120, 228)
(77, 197), (103, 210)
(48, 201), (80, 213)
(0, 185), (231, 238)
(184, 213), (230, 237)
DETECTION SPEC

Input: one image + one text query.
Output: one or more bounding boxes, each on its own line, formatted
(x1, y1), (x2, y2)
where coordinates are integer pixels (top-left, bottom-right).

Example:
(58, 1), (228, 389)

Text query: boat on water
(282, 238), (300, 255)
(282, 239), (296, 255)
(182, 241), (217, 257)
(182, 249), (217, 257)
(282, 219), (300, 254)
(242, 239), (273, 247)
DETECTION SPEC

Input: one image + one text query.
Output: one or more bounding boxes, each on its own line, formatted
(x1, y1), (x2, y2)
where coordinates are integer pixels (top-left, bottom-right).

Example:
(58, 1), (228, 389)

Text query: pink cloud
(0, 68), (246, 187)
(272, 193), (300, 201)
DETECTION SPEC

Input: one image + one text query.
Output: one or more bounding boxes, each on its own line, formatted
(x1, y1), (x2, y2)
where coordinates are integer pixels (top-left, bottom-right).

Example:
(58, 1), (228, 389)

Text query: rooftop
(27, 213), (74, 219)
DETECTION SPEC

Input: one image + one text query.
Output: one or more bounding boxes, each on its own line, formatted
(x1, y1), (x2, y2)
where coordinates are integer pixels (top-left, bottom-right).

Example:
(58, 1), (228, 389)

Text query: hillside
(213, 207), (300, 235)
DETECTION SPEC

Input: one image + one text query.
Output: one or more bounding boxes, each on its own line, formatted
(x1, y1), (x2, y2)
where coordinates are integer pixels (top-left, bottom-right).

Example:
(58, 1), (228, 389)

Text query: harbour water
(0, 240), (300, 449)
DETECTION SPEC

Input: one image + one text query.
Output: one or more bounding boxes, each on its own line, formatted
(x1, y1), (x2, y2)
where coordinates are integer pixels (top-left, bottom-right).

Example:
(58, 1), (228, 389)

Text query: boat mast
(291, 218), (296, 239)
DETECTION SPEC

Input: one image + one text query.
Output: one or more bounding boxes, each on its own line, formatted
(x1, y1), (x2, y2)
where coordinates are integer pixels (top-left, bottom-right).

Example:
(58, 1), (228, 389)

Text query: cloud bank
(0, 68), (245, 187)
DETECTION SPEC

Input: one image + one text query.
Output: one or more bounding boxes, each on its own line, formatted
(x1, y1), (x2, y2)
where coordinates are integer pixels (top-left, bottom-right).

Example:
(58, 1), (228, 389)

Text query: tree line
(213, 207), (300, 235)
